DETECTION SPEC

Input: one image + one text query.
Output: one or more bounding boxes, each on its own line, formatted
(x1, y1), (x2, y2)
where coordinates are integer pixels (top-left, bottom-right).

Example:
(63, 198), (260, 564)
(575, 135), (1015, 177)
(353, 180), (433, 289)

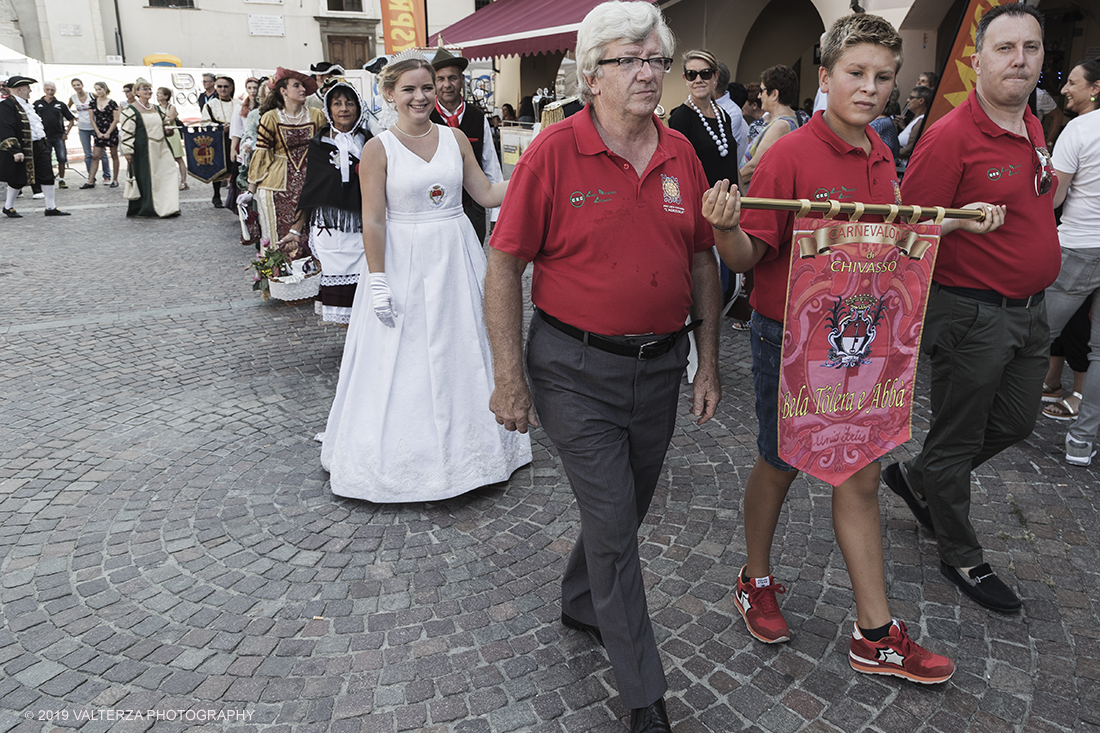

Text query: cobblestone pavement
(1, 180), (1099, 733)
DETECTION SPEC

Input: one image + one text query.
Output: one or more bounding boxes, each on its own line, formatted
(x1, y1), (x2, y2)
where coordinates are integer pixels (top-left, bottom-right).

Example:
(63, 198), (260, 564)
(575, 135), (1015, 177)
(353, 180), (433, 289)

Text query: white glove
(370, 272), (397, 328)
(236, 190), (254, 207)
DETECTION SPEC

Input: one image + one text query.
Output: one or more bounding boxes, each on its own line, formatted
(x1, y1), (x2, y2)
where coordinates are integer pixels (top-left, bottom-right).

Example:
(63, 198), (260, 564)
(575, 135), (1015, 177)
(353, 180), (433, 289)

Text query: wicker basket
(268, 257), (321, 303)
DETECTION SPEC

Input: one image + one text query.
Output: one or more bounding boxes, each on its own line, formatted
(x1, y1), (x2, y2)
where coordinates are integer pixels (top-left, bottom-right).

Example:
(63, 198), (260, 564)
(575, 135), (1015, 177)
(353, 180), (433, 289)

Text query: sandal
(179, 181), (189, 190)
(731, 320), (750, 332)
(1042, 381), (1063, 404)
(1043, 391), (1082, 421)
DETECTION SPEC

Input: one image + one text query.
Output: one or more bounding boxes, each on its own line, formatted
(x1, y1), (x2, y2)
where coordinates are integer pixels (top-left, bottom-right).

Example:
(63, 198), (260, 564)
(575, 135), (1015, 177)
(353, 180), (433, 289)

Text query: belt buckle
(637, 339), (663, 360)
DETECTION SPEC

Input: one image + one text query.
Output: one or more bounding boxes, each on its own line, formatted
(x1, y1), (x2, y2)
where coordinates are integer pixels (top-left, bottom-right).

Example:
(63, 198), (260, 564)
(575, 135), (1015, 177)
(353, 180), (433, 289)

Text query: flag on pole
(381, 0), (428, 53)
(778, 217), (941, 486)
(925, 0), (1020, 130)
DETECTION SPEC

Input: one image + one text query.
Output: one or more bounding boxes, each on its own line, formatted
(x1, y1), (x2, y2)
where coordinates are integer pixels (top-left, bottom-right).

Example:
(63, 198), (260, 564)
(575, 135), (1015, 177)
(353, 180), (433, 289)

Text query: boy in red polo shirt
(704, 13), (1003, 684)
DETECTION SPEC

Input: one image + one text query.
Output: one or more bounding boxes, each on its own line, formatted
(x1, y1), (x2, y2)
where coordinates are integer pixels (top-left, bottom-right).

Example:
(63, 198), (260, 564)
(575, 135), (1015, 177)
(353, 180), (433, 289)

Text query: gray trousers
(1046, 247), (1100, 445)
(527, 314), (685, 709)
(905, 284), (1048, 566)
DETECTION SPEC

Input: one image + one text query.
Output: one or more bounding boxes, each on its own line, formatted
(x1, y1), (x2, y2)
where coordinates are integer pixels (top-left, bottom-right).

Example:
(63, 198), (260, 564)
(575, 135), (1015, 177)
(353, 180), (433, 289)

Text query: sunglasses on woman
(684, 68), (716, 82)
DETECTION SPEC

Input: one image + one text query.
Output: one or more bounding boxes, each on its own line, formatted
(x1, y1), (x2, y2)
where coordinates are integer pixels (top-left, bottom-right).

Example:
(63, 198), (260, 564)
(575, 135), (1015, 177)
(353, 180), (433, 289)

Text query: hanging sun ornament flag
(925, 0), (1019, 130)
(184, 123), (227, 184)
(776, 201), (943, 486)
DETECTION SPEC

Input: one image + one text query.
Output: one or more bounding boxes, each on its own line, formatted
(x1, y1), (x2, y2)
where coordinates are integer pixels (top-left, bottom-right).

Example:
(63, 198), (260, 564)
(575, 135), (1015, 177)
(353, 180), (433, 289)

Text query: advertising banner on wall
(380, 0), (427, 53)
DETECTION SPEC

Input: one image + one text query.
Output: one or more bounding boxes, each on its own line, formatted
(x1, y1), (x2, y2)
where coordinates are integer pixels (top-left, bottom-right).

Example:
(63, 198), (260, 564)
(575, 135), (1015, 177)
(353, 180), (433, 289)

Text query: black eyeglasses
(1034, 146), (1053, 196)
(597, 57), (674, 73)
(684, 68), (716, 82)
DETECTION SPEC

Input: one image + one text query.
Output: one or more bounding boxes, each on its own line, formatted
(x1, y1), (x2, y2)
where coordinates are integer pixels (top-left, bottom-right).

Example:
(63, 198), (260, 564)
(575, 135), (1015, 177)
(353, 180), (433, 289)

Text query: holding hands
(702, 179), (741, 232)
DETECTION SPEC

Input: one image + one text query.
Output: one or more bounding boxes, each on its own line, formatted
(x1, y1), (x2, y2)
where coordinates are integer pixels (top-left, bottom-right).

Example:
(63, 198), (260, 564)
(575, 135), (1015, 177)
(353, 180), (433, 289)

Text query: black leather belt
(937, 283), (1045, 308)
(535, 309), (700, 360)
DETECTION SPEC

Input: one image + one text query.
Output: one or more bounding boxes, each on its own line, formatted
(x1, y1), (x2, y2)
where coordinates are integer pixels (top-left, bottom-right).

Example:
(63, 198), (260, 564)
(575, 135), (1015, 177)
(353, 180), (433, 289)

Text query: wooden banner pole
(739, 197), (986, 222)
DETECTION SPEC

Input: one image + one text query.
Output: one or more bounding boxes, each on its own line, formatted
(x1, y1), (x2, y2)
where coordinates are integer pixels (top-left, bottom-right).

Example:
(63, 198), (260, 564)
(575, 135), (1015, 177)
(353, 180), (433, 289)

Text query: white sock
(5, 187), (17, 209)
(43, 185), (56, 209)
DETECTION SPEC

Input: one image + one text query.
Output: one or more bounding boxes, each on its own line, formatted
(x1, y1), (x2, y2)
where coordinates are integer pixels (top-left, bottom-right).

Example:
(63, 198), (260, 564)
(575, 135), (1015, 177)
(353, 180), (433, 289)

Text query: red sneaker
(849, 620), (955, 684)
(735, 565), (790, 643)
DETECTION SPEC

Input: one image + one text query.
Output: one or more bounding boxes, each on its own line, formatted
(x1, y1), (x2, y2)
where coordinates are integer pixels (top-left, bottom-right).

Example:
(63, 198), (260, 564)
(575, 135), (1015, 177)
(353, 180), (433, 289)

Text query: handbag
(122, 171), (141, 200)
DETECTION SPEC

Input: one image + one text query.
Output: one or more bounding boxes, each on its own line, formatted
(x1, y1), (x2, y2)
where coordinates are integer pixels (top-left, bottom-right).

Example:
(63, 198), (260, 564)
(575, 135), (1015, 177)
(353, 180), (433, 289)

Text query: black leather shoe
(212, 199), (224, 208)
(44, 208), (71, 217)
(561, 612), (603, 647)
(2, 208), (21, 218)
(630, 698), (671, 733)
(941, 561), (1021, 613)
(883, 462), (934, 532)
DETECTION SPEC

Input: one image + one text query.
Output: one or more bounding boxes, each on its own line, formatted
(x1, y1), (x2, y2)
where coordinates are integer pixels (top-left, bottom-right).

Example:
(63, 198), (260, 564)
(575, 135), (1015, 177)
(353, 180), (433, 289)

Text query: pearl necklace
(134, 99), (154, 111)
(394, 123), (433, 138)
(280, 106), (308, 125)
(688, 96), (729, 158)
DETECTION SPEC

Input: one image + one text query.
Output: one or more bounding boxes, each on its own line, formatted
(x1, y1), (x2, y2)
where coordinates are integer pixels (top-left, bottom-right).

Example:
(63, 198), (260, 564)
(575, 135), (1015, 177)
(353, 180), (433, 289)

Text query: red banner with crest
(777, 217), (941, 486)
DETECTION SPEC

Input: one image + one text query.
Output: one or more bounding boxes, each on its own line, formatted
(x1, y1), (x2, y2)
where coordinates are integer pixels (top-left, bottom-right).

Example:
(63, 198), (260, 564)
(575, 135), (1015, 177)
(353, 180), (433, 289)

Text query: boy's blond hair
(820, 13), (903, 73)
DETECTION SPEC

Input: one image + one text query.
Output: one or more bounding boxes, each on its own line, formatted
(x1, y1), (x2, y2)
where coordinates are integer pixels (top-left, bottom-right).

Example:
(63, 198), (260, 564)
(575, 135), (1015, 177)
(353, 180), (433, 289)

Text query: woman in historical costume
(242, 69), (325, 251)
(120, 79), (180, 218)
(155, 86), (188, 190)
(230, 77), (260, 164)
(235, 78), (269, 247)
(279, 79), (372, 325)
(321, 58), (531, 503)
(81, 81), (120, 189)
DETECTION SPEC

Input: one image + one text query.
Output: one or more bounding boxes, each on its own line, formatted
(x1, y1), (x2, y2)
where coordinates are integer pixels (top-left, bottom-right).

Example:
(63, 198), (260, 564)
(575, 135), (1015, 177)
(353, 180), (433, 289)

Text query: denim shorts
(750, 310), (795, 472)
(47, 136), (66, 165)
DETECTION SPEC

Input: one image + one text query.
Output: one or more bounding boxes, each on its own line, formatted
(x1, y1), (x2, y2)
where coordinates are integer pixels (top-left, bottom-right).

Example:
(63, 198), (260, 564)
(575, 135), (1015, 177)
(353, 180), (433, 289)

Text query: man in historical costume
(485, 3), (721, 730)
(33, 82), (75, 189)
(884, 3), (1059, 614)
(197, 73), (216, 112)
(429, 48), (503, 243)
(201, 75), (237, 210)
(1, 76), (70, 218)
(307, 62), (344, 110)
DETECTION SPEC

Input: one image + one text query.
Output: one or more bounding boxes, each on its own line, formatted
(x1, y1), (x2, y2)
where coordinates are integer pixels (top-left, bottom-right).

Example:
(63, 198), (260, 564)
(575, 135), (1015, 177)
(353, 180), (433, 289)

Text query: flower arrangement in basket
(247, 238), (321, 303)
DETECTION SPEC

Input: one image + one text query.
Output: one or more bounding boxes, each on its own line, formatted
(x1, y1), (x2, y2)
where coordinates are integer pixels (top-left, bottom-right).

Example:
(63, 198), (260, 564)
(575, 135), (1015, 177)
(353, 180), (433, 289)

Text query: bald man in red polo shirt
(884, 3), (1060, 615)
(484, 4), (720, 729)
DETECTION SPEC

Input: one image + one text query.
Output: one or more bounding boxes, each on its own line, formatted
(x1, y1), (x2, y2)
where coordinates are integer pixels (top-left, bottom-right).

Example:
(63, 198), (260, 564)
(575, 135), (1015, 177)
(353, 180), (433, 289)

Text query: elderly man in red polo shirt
(485, 3), (720, 730)
(884, 3), (1060, 615)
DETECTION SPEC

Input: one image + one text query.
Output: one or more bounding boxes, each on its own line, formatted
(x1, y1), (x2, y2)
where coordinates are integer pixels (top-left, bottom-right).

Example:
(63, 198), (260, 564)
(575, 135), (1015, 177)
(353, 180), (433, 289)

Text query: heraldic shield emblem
(777, 216), (941, 486)
(184, 123), (227, 184)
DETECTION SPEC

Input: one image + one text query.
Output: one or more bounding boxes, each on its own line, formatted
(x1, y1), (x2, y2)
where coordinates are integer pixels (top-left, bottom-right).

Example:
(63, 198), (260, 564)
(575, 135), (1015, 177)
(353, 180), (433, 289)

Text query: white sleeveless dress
(321, 126), (531, 502)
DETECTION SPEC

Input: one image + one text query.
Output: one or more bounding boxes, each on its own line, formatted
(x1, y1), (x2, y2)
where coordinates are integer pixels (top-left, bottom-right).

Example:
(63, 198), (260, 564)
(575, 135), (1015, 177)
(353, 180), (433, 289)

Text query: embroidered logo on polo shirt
(813, 185), (855, 202)
(570, 189), (617, 208)
(986, 164), (1020, 181)
(661, 175), (682, 204)
(661, 175), (685, 214)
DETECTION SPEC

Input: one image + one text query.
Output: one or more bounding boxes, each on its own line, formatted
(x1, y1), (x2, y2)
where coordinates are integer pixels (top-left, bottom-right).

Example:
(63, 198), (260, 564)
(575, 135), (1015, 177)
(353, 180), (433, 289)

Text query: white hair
(575, 1), (675, 104)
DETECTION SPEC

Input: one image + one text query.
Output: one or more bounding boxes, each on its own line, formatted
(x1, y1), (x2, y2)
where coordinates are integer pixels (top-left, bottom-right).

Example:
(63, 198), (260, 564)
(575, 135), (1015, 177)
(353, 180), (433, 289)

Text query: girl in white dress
(321, 58), (531, 502)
